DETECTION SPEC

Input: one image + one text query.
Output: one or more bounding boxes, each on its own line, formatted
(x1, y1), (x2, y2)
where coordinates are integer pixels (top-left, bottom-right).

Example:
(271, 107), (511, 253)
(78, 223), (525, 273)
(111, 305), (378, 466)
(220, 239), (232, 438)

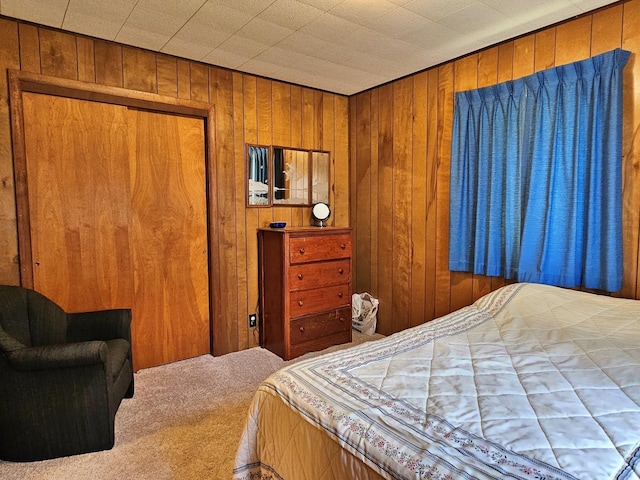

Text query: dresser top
(258, 226), (351, 235)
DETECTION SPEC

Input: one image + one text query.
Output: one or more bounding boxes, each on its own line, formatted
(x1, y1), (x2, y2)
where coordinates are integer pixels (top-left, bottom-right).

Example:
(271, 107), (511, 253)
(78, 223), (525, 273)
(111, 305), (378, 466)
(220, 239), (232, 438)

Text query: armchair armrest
(6, 341), (108, 372)
(67, 309), (131, 343)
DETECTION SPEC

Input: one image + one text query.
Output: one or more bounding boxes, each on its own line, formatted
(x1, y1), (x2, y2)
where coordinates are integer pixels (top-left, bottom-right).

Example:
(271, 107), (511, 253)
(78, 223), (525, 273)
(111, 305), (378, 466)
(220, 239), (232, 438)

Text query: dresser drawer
(288, 259), (350, 291)
(290, 234), (352, 264)
(289, 308), (351, 346)
(290, 283), (350, 317)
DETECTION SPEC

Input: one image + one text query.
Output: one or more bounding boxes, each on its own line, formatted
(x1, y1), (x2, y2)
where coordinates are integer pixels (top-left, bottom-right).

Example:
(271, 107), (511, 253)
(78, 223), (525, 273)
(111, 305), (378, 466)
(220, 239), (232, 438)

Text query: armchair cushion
(67, 309), (132, 343)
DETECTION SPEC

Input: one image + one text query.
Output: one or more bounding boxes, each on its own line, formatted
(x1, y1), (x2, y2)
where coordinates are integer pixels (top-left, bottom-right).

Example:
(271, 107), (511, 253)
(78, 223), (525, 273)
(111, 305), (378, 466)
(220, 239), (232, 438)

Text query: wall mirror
(246, 144), (330, 207)
(247, 145), (270, 206)
(273, 147), (309, 205)
(311, 151), (330, 204)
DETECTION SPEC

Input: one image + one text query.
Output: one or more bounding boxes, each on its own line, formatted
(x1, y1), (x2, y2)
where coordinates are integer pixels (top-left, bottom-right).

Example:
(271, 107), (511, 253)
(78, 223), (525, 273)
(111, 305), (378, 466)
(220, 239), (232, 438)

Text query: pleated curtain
(449, 48), (630, 292)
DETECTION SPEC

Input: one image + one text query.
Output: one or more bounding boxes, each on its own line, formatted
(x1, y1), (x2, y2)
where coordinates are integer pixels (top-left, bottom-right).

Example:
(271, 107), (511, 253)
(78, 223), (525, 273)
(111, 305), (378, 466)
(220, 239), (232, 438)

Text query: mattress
(233, 283), (640, 479)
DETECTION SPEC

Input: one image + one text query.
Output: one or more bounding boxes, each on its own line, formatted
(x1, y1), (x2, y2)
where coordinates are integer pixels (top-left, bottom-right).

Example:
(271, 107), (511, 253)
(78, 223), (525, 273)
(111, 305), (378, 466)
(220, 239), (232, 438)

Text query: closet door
(128, 109), (210, 369)
(21, 94), (210, 370)
(23, 93), (133, 311)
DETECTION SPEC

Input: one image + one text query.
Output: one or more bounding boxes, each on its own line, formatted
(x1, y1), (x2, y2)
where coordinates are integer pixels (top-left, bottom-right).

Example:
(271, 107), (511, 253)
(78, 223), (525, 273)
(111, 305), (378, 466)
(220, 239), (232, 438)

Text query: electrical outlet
(249, 313), (257, 328)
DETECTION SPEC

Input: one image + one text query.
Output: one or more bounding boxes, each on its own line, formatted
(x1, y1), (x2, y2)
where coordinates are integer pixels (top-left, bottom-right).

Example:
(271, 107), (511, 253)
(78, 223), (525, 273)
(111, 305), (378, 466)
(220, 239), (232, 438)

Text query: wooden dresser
(258, 227), (352, 360)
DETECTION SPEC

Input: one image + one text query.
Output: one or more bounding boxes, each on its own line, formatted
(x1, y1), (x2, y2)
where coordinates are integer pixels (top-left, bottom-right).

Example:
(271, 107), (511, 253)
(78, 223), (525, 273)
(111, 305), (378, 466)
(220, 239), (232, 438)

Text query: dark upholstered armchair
(0, 285), (134, 462)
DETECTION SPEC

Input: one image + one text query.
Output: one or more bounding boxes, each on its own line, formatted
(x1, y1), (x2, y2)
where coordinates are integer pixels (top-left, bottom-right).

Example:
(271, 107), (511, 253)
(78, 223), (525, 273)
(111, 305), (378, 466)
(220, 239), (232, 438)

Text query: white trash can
(351, 292), (379, 335)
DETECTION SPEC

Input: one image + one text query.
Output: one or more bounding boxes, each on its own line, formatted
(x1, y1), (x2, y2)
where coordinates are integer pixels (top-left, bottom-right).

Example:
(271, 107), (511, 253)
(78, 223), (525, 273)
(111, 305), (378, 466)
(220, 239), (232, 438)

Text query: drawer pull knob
(297, 273), (303, 280)
(299, 326), (305, 332)
(339, 317), (346, 322)
(340, 244), (346, 249)
(299, 248), (305, 254)
(298, 300), (304, 306)
(338, 268), (344, 274)
(338, 292), (343, 298)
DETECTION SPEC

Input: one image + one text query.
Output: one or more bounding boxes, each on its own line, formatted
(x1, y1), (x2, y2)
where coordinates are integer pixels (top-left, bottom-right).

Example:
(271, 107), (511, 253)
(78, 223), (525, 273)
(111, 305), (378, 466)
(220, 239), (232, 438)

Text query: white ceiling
(0, 0), (619, 95)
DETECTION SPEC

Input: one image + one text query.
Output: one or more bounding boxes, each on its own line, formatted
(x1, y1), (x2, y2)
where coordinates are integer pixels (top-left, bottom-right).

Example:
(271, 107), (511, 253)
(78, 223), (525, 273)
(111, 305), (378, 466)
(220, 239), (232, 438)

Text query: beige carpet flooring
(0, 332), (383, 480)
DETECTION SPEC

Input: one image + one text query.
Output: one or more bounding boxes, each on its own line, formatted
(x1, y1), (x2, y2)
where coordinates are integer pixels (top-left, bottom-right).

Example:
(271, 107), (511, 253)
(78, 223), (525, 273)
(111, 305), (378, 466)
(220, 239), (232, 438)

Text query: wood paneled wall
(350, 0), (640, 336)
(0, 17), (349, 355)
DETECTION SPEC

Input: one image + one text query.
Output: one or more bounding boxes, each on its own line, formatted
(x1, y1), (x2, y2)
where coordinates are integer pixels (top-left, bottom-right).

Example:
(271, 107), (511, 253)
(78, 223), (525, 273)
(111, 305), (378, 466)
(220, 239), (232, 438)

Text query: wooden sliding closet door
(21, 93), (210, 370)
(128, 109), (209, 369)
(23, 93), (134, 312)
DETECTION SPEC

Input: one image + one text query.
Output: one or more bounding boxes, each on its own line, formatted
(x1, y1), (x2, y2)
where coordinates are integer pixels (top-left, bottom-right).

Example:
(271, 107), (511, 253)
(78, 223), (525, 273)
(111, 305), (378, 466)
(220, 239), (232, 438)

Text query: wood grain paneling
(302, 89), (315, 151)
(425, 69), (438, 317)
(243, 75), (261, 349)
(349, 96), (357, 258)
(497, 43), (514, 83)
(334, 96), (350, 228)
(177, 59), (191, 100)
(534, 30), (556, 72)
(156, 55), (177, 97)
(76, 36), (95, 83)
(94, 40), (122, 87)
(392, 77), (413, 333)
(18, 24), (40, 73)
(354, 92), (371, 295)
(272, 81), (291, 146)
(0, 19), (20, 283)
(0, 17), (348, 360)
(592, 5), (623, 55)
(124, 47), (157, 93)
(190, 63), (209, 102)
(322, 93), (335, 213)
(513, 35), (535, 77)
(377, 84), (394, 336)
(351, 1), (640, 336)
(232, 71), (250, 349)
(555, 16), (592, 65)
(435, 63), (453, 318)
(210, 66), (238, 355)
(39, 29), (77, 80)
(411, 72), (427, 327)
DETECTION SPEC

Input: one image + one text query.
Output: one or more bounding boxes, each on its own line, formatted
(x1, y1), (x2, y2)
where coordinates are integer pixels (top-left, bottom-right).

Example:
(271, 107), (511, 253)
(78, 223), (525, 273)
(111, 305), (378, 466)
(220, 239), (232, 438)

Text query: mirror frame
(246, 144), (330, 208)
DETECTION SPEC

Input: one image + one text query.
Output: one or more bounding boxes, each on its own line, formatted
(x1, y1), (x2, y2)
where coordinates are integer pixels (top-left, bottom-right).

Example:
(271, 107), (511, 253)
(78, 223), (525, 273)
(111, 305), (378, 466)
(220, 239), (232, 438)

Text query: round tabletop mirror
(311, 202), (331, 227)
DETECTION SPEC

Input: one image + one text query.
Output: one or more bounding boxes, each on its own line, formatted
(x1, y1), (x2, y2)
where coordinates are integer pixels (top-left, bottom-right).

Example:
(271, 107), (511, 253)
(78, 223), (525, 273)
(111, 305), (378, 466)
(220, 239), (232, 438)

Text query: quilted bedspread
(233, 283), (640, 479)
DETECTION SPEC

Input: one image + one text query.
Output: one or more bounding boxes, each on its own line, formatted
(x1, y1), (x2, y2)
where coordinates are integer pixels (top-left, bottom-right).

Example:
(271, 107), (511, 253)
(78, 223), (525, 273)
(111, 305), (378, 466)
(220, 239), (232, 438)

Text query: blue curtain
(449, 48), (630, 292)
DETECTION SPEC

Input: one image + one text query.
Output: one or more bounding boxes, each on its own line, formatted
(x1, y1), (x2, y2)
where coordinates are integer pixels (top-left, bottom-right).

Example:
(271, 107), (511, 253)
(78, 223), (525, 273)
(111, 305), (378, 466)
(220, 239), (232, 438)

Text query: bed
(233, 283), (640, 479)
